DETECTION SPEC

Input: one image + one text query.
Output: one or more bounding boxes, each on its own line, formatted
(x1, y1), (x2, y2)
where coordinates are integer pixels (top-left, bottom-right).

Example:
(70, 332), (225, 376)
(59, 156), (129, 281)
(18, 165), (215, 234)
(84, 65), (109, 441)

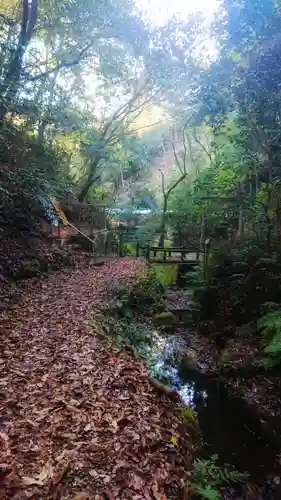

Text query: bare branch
(24, 43), (93, 82)
(182, 128), (187, 174)
(159, 168), (166, 196)
(166, 171), (187, 198)
(102, 82), (148, 140)
(192, 128), (212, 162)
(185, 131), (199, 176)
(130, 119), (165, 134)
(172, 141), (181, 170)
(102, 87), (161, 146)
(0, 13), (17, 26)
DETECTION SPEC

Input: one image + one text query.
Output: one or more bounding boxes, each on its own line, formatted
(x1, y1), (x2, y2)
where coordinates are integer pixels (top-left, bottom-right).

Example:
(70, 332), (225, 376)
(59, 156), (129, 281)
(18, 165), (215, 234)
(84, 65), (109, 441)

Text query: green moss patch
(152, 263), (178, 286)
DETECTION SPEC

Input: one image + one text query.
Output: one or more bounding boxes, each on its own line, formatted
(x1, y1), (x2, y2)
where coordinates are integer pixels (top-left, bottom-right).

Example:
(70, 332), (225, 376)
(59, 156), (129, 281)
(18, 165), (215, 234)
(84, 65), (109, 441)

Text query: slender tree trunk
(78, 157), (101, 202)
(266, 157), (273, 251)
(38, 62), (59, 142)
(200, 210), (205, 248)
(238, 205), (244, 239)
(159, 195), (168, 247)
(274, 188), (281, 255)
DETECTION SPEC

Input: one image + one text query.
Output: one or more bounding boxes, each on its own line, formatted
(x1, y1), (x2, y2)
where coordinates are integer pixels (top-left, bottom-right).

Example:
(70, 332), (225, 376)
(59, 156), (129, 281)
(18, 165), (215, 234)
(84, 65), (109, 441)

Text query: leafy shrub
(107, 267), (164, 320)
(107, 282), (133, 319)
(183, 266), (216, 320)
(191, 454), (248, 499)
(257, 309), (281, 367)
(110, 319), (153, 358)
(193, 237), (281, 334)
(135, 215), (162, 246)
(152, 263), (178, 286)
(0, 122), (70, 239)
(184, 266), (206, 290)
(123, 242), (137, 256)
(129, 266), (164, 312)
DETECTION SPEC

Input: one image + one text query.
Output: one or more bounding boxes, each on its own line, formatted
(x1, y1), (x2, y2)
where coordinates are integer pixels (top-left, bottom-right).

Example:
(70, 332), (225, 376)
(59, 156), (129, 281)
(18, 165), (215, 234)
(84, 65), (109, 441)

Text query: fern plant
(111, 319), (153, 358)
(191, 455), (248, 499)
(257, 309), (281, 366)
(193, 485), (221, 500)
(184, 266), (206, 290)
(107, 282), (133, 319)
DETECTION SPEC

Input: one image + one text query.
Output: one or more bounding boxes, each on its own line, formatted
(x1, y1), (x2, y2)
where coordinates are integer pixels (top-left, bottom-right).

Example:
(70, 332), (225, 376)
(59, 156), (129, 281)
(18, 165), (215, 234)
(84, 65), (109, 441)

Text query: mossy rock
(180, 348), (199, 372)
(236, 322), (254, 338)
(91, 258), (106, 266)
(181, 405), (199, 428)
(153, 311), (178, 326)
(156, 298), (166, 313)
(219, 348), (235, 364)
(218, 346), (248, 367)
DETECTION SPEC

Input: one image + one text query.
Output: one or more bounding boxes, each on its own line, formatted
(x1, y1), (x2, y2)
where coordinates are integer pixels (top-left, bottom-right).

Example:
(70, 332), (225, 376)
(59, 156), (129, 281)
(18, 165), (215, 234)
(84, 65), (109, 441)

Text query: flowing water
(149, 333), (280, 487)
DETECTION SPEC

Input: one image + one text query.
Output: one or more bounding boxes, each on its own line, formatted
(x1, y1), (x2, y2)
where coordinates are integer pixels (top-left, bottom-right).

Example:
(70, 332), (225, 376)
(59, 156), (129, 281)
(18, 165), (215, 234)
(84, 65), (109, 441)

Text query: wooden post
(163, 250), (167, 261)
(204, 238), (211, 279)
(105, 234), (109, 256)
(136, 241), (140, 257)
(119, 228), (124, 257)
(200, 210), (205, 252)
(78, 205), (82, 226)
(146, 246), (150, 261)
(90, 209), (94, 238)
(90, 241), (93, 258)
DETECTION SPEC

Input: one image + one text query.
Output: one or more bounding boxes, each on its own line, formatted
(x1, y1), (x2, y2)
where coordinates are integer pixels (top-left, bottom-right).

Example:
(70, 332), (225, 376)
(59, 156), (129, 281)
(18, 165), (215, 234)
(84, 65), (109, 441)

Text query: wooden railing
(145, 246), (201, 264)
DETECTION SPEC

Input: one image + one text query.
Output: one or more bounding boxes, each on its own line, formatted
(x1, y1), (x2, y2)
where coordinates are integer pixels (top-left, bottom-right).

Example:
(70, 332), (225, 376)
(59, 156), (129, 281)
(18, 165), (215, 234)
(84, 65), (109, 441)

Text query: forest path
(0, 258), (190, 500)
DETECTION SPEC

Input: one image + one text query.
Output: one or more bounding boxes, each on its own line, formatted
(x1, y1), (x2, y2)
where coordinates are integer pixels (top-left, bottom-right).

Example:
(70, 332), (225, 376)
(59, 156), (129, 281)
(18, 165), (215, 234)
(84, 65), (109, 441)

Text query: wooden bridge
(145, 246), (201, 265)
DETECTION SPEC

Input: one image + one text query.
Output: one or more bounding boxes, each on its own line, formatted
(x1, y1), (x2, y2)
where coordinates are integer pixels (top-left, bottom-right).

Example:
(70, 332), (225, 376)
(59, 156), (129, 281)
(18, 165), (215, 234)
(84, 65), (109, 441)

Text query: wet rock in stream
(164, 287), (197, 324)
(153, 310), (179, 327)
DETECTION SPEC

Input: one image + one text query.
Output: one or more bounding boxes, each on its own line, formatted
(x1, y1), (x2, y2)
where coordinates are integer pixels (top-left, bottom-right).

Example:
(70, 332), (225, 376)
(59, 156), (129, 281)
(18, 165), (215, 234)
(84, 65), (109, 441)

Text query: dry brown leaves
(0, 258), (192, 499)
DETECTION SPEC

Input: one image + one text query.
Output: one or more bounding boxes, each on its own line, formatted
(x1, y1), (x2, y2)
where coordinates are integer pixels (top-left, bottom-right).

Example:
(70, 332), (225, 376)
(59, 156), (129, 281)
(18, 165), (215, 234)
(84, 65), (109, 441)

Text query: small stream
(147, 332), (280, 491)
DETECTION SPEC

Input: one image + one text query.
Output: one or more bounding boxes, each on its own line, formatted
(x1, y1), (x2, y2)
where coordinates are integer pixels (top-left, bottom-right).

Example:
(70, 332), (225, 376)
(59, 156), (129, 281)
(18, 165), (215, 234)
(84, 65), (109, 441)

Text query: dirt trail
(0, 258), (191, 500)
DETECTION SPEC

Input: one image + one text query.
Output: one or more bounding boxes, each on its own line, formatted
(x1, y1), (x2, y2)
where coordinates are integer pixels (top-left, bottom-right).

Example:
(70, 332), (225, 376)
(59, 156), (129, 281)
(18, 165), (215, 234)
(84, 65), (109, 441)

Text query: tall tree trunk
(38, 120), (47, 142)
(0, 0), (37, 120)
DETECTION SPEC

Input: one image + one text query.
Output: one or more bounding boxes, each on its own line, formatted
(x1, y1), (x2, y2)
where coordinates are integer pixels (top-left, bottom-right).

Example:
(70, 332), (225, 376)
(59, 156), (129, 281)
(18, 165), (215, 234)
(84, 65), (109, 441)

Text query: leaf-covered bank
(0, 258), (194, 500)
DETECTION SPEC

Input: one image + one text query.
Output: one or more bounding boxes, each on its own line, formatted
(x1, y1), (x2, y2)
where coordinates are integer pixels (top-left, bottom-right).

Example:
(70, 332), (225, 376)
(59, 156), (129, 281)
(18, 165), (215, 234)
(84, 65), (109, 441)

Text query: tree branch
(166, 171), (187, 198)
(0, 13), (17, 26)
(192, 128), (212, 162)
(185, 131), (199, 176)
(159, 168), (166, 196)
(101, 82), (148, 140)
(172, 141), (182, 170)
(182, 128), (188, 174)
(130, 119), (165, 134)
(24, 43), (93, 82)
